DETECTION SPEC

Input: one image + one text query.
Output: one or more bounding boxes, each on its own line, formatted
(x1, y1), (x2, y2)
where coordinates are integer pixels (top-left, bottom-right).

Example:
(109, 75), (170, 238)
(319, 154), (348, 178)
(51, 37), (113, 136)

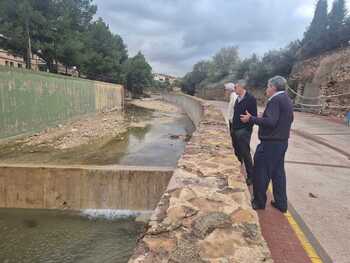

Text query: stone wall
(290, 47), (350, 117)
(0, 164), (172, 211)
(196, 85), (267, 106)
(0, 66), (124, 139)
(129, 94), (272, 263)
(196, 86), (226, 101)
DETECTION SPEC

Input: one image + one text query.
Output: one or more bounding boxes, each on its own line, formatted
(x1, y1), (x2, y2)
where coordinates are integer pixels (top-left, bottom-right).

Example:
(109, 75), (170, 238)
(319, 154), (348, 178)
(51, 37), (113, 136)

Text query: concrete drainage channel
(0, 93), (272, 263)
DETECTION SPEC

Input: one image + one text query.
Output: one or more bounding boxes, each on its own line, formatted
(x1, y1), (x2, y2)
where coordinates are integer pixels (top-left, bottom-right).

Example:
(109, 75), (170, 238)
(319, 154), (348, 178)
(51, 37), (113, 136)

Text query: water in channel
(0, 102), (194, 262)
(0, 208), (145, 263)
(0, 104), (195, 167)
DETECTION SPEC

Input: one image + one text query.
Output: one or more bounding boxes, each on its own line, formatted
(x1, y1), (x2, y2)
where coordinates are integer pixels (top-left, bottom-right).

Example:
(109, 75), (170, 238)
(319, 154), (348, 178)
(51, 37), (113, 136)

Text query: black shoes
(271, 201), (287, 213)
(251, 201), (265, 210)
(251, 200), (287, 213)
(246, 177), (253, 186)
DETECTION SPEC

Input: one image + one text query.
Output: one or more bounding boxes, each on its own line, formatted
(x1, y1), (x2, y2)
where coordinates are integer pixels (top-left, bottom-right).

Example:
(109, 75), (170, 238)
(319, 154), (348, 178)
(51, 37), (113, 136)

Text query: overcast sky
(94, 0), (349, 77)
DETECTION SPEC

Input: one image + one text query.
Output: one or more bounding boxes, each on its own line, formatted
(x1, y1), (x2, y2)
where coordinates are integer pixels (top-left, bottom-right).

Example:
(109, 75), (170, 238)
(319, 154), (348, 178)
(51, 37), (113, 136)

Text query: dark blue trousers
(252, 141), (288, 210)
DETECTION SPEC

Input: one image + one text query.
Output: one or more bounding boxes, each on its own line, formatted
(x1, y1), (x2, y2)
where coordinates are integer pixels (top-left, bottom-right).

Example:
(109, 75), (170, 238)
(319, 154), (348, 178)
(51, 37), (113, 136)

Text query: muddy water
(0, 104), (195, 167)
(0, 208), (145, 263)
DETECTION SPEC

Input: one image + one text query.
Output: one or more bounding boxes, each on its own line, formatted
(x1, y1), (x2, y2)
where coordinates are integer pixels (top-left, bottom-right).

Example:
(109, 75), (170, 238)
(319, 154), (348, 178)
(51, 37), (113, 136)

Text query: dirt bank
(11, 98), (180, 151)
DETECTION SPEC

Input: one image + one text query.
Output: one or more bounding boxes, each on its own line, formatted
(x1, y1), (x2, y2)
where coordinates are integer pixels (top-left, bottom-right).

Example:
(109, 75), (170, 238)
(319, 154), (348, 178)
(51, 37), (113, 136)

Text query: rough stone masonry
(291, 47), (350, 118)
(129, 95), (272, 263)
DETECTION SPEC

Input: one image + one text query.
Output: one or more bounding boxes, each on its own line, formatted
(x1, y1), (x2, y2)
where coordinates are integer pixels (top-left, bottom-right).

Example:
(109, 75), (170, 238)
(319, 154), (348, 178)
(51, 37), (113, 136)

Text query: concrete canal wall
(130, 93), (272, 263)
(0, 67), (124, 139)
(162, 93), (203, 127)
(0, 164), (172, 211)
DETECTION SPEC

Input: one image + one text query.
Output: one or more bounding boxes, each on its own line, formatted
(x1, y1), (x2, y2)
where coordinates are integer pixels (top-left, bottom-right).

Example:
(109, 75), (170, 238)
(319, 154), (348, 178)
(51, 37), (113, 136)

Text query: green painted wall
(0, 67), (123, 139)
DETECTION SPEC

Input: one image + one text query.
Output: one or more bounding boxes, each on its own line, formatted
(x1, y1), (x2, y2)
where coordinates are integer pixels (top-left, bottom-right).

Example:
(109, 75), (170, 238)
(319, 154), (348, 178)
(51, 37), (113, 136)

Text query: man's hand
(240, 110), (252, 123)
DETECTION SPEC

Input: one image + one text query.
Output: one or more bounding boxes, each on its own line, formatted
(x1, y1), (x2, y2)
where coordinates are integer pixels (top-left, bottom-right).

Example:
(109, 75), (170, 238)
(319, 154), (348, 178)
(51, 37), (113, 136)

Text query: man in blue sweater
(231, 79), (257, 186)
(240, 76), (294, 213)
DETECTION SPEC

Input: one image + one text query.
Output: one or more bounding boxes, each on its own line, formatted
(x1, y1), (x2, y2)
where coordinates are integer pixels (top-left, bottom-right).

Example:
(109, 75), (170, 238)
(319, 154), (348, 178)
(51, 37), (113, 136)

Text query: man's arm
(250, 99), (280, 128)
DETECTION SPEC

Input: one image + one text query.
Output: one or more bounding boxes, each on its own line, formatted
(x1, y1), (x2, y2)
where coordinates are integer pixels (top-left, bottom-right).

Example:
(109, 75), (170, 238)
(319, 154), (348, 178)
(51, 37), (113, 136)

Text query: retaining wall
(162, 93), (203, 127)
(290, 47), (350, 117)
(0, 164), (173, 211)
(0, 67), (124, 139)
(130, 93), (272, 262)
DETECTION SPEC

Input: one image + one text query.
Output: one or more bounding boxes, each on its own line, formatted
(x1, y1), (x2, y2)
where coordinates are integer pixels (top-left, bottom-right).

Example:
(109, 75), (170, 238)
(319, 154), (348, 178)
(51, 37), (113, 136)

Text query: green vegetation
(0, 0), (153, 96)
(182, 0), (350, 95)
(181, 42), (300, 95)
(123, 52), (153, 98)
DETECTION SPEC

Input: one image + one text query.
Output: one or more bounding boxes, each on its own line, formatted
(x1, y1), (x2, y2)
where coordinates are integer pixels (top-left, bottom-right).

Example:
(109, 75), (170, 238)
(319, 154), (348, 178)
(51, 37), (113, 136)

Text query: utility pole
(26, 20), (32, 70)
(24, 1), (32, 70)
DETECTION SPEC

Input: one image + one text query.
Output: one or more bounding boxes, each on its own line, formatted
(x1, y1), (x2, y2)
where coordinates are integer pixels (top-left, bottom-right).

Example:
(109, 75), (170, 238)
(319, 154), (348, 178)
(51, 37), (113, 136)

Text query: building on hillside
(0, 49), (44, 71)
(0, 48), (79, 76)
(153, 73), (177, 85)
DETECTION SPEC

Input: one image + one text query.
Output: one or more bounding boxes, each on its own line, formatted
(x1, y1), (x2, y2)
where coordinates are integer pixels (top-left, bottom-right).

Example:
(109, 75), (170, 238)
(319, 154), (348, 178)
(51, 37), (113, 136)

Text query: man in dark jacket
(240, 76), (294, 213)
(230, 79), (257, 185)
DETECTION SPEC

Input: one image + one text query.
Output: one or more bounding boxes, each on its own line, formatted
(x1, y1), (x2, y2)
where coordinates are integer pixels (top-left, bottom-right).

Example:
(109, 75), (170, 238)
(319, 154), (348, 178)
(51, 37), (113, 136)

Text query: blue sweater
(232, 92), (257, 131)
(251, 93), (294, 141)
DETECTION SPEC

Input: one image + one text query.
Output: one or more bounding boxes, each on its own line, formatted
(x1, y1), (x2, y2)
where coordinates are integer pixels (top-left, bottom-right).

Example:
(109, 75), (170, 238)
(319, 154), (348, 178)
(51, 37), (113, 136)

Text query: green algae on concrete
(0, 66), (123, 139)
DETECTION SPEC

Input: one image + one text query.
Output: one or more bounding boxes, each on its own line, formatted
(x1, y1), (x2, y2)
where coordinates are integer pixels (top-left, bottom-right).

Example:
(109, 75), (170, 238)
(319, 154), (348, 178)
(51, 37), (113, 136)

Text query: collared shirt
(237, 91), (246, 103)
(268, 91), (285, 101)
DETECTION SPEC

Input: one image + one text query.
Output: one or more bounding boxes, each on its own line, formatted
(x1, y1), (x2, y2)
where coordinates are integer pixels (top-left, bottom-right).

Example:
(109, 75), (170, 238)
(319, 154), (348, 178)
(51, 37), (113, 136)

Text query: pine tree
(343, 17), (350, 45)
(328, 0), (348, 49)
(124, 52), (153, 97)
(300, 0), (328, 58)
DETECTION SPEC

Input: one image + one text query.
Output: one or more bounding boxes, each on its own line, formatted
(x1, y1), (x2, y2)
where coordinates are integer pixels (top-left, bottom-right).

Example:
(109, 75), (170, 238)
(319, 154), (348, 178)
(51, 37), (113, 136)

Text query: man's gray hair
(236, 79), (247, 88)
(268, 76), (288, 92)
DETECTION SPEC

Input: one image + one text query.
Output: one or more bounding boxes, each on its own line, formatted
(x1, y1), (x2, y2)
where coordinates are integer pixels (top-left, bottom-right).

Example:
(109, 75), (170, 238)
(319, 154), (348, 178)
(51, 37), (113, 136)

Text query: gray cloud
(93, 0), (342, 76)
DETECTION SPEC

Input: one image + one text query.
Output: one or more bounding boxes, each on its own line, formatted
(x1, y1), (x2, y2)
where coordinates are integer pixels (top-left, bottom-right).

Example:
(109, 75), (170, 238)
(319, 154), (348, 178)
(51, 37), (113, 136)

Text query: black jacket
(251, 92), (294, 141)
(232, 92), (257, 131)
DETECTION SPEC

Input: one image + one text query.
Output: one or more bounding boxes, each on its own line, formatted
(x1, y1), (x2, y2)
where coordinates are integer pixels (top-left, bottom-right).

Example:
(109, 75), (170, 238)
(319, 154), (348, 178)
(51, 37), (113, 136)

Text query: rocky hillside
(290, 47), (350, 118)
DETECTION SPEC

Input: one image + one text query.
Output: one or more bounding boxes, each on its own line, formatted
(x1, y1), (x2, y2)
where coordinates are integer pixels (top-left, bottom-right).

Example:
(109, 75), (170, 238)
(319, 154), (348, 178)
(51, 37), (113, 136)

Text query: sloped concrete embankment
(129, 93), (272, 262)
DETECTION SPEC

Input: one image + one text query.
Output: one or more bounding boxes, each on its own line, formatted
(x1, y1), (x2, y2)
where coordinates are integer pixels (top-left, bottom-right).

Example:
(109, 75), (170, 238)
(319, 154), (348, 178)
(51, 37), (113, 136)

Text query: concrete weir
(129, 93), (273, 263)
(0, 164), (173, 210)
(0, 92), (273, 262)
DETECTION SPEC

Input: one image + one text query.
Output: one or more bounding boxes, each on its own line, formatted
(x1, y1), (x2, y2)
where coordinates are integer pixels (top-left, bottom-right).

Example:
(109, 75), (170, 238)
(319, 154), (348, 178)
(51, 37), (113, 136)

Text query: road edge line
(268, 184), (324, 263)
(284, 211), (323, 263)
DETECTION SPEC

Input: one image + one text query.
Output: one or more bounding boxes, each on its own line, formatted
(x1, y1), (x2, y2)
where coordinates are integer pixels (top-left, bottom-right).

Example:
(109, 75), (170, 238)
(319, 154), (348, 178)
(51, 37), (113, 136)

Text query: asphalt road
(211, 101), (350, 263)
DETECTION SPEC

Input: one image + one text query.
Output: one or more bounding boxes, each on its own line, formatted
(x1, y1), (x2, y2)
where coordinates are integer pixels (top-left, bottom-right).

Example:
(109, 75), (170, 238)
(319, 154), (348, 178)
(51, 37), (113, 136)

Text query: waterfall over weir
(0, 99), (196, 263)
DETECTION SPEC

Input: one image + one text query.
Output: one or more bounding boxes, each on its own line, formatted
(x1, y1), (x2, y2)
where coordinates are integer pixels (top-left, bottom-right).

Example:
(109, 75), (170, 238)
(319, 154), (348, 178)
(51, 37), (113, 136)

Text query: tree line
(182, 0), (350, 95)
(0, 0), (153, 96)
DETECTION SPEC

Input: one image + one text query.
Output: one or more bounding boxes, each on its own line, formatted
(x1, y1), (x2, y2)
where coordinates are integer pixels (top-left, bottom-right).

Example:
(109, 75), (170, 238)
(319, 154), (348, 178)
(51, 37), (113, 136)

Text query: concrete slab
(0, 164), (174, 210)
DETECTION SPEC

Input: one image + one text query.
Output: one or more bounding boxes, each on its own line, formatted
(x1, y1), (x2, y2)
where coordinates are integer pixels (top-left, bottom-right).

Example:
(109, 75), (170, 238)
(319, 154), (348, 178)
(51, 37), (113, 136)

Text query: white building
(153, 73), (177, 85)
